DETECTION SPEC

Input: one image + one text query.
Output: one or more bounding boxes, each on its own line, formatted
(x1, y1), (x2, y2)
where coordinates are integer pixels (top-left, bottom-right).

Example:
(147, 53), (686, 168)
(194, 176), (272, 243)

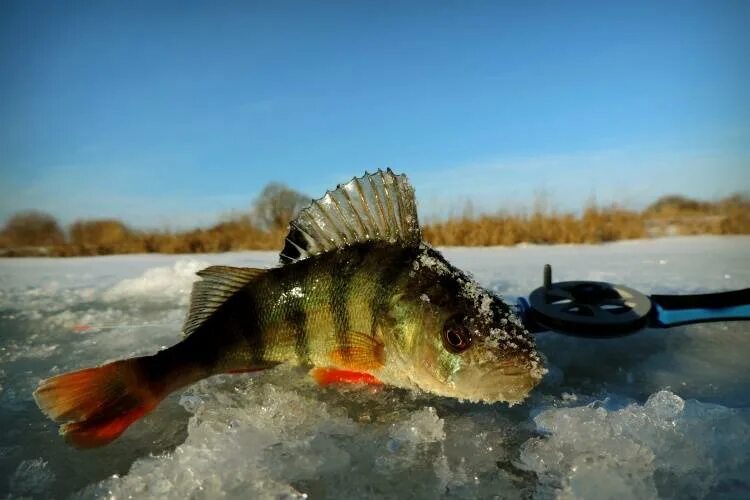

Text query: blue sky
(1, 1), (748, 229)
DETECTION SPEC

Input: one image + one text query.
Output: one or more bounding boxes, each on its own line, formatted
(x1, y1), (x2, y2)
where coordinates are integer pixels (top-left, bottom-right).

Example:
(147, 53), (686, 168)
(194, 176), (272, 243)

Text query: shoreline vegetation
(1, 185), (748, 257)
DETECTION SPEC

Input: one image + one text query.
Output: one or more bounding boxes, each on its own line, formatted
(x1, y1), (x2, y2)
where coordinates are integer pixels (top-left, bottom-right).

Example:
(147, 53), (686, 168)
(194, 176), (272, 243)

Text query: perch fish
(34, 169), (545, 448)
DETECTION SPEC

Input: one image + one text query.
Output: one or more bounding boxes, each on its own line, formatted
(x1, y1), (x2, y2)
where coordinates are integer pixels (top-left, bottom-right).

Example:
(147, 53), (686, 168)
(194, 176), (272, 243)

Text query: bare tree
(252, 183), (310, 230)
(1, 210), (65, 246)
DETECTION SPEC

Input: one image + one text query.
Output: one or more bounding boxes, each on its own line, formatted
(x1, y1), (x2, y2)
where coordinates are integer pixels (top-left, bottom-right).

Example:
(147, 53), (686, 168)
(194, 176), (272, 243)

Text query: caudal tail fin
(33, 357), (164, 448)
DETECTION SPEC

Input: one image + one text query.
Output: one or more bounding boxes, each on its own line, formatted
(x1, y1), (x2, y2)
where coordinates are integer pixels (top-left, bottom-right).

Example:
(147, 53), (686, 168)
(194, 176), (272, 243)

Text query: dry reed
(1, 194), (748, 256)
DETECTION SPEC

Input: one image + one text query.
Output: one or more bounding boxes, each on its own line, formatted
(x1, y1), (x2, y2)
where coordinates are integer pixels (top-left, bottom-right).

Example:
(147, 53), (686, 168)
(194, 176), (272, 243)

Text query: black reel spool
(528, 265), (652, 337)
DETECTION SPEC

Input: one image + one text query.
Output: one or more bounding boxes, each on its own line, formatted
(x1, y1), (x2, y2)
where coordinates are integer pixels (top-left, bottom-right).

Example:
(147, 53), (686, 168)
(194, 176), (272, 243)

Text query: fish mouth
(407, 366), (542, 404)
(448, 357), (545, 403)
(485, 354), (543, 378)
(401, 351), (545, 404)
(494, 368), (534, 378)
(493, 363), (533, 377)
(470, 370), (541, 403)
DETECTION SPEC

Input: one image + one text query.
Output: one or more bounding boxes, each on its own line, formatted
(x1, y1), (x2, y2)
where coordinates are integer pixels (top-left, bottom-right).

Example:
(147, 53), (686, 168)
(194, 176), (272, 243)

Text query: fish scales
(205, 244), (400, 370)
(252, 244), (411, 368)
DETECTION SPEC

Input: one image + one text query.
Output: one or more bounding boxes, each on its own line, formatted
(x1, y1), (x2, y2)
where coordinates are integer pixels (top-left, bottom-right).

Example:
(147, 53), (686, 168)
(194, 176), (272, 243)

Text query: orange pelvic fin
(310, 367), (382, 386)
(33, 358), (162, 448)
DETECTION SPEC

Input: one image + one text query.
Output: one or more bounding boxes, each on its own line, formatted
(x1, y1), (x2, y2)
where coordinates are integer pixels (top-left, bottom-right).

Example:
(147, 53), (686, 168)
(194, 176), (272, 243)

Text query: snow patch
(103, 259), (209, 304)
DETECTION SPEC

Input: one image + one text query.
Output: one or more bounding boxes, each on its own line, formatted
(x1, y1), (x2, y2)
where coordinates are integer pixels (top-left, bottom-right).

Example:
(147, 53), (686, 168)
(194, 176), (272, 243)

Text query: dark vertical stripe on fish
(371, 247), (414, 329)
(240, 290), (266, 366)
(289, 306), (310, 365)
(330, 253), (353, 363)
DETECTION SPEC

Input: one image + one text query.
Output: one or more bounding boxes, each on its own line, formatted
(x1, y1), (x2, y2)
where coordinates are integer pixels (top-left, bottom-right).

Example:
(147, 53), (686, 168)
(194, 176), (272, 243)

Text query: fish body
(34, 170), (545, 448)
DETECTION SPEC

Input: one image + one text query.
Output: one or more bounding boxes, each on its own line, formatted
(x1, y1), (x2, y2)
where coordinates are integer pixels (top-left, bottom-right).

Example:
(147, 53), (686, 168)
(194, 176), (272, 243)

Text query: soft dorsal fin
(183, 266), (264, 336)
(280, 169), (421, 264)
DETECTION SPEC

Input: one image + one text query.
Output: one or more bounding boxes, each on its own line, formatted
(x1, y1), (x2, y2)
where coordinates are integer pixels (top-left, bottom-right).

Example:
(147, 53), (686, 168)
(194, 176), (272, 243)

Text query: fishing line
(71, 322), (175, 332)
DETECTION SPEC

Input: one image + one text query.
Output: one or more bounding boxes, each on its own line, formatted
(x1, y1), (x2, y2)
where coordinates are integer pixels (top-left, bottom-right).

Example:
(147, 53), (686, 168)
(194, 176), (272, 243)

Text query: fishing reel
(524, 265), (651, 336)
(518, 264), (750, 337)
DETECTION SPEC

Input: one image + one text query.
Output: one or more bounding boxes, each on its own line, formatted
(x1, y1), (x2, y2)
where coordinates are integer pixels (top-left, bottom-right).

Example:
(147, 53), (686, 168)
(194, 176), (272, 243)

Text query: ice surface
(8, 458), (55, 497)
(0, 236), (749, 499)
(519, 391), (750, 499)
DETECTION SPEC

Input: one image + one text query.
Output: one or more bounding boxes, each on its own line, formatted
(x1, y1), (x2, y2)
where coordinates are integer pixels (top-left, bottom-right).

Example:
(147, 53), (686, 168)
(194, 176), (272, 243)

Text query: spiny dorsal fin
(183, 266), (264, 336)
(280, 168), (421, 264)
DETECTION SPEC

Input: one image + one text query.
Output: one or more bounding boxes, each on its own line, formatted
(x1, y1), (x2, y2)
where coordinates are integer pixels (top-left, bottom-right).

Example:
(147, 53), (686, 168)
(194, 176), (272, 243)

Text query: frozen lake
(1, 236), (749, 499)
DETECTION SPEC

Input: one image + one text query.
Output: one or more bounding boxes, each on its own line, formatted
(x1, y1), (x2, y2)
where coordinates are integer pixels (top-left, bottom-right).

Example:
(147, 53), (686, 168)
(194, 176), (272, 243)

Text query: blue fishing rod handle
(650, 288), (750, 328)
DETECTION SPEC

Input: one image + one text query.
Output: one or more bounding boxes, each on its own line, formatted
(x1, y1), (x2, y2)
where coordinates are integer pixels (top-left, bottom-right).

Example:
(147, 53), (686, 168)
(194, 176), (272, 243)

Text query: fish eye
(442, 316), (472, 353)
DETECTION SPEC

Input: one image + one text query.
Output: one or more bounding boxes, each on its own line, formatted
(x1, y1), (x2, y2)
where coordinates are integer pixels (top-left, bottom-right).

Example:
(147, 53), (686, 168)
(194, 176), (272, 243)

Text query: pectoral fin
(328, 331), (385, 371)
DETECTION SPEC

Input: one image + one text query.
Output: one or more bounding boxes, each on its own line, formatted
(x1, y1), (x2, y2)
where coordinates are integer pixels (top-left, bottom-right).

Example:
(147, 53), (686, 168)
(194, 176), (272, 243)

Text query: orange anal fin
(310, 368), (382, 386)
(226, 367), (265, 374)
(226, 362), (278, 375)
